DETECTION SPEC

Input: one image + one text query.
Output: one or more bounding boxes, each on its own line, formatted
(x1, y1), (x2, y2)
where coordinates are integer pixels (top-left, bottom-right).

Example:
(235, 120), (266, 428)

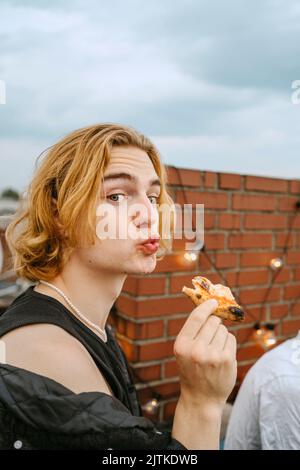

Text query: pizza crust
(182, 276), (245, 322)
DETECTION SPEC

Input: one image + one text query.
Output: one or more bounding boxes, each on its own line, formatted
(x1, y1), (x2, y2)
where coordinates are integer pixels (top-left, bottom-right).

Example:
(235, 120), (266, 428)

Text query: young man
(0, 123), (237, 450)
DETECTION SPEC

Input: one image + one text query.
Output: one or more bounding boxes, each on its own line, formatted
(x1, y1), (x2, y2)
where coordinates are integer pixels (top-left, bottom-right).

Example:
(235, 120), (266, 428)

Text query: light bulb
(254, 323), (277, 349)
(262, 327), (277, 348)
(142, 398), (160, 414)
(253, 322), (265, 338)
(270, 258), (283, 271)
(255, 327), (265, 337)
(183, 252), (197, 262)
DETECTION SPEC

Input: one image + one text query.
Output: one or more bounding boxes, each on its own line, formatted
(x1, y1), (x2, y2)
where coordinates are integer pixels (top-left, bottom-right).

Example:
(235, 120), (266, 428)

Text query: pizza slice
(182, 275), (245, 322)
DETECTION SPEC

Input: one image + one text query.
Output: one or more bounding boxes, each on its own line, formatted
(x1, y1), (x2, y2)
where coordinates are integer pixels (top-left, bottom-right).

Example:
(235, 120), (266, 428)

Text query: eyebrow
(103, 172), (161, 188)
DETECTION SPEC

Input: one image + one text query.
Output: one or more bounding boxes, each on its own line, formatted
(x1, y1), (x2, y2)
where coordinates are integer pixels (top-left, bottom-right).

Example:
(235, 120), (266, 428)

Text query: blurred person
(224, 331), (300, 450)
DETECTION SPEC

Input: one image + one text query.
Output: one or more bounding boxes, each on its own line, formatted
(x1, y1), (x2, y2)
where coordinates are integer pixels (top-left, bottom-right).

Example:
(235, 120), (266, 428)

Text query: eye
(148, 195), (159, 204)
(107, 193), (127, 203)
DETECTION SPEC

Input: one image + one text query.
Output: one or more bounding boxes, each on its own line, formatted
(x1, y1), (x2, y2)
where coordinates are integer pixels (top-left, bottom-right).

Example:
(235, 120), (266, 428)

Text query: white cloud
(1, 0), (300, 193)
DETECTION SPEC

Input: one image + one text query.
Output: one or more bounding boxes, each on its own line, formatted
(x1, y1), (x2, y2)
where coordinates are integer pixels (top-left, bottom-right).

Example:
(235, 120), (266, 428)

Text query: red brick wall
(111, 166), (300, 423)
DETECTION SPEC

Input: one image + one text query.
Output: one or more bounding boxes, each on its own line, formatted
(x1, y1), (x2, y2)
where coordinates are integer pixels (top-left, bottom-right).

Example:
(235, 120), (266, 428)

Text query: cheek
(88, 238), (135, 263)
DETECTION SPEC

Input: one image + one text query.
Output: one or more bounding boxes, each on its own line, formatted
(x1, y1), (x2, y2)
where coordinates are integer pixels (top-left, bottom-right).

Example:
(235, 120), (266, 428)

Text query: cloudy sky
(1, 0), (300, 194)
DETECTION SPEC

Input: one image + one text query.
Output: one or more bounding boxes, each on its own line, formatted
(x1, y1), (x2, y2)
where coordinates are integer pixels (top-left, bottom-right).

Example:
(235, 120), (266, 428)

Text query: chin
(126, 256), (157, 275)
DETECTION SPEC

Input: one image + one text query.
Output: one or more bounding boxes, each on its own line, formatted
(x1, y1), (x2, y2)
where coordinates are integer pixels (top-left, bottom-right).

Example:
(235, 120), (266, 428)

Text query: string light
(183, 252), (198, 262)
(253, 322), (277, 349)
(262, 323), (277, 348)
(183, 239), (203, 263)
(269, 258), (284, 271)
(141, 393), (161, 414)
(253, 322), (265, 338)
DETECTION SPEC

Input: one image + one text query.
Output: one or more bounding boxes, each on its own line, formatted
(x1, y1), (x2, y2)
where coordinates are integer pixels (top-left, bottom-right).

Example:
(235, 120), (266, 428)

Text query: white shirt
(224, 331), (300, 450)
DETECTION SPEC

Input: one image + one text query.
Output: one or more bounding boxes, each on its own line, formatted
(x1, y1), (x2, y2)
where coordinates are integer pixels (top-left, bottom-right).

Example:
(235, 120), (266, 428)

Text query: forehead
(105, 145), (158, 178)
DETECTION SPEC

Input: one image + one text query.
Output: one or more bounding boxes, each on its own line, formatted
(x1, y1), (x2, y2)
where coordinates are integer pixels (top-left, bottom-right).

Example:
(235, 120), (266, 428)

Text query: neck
(37, 258), (126, 331)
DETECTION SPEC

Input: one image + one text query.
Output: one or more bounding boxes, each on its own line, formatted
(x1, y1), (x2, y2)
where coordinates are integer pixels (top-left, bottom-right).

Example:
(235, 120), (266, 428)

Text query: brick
(179, 169), (201, 187)
(295, 234), (300, 248)
(239, 287), (281, 305)
(123, 276), (166, 296)
(166, 166), (201, 187)
(219, 173), (241, 190)
(244, 214), (287, 230)
(154, 381), (180, 398)
(237, 363), (254, 382)
(291, 303), (300, 316)
(273, 268), (291, 283)
(138, 381), (180, 404)
(243, 306), (267, 324)
(122, 277), (138, 295)
(282, 319), (300, 336)
(294, 268), (300, 281)
(172, 235), (203, 251)
(204, 213), (216, 229)
(137, 340), (175, 362)
(112, 316), (126, 335)
(167, 317), (187, 336)
(172, 238), (190, 251)
(271, 304), (289, 320)
(133, 364), (161, 381)
(237, 344), (265, 361)
(218, 213), (241, 230)
(138, 277), (166, 295)
(116, 337), (136, 362)
(203, 171), (217, 188)
(215, 253), (238, 269)
(246, 176), (288, 193)
(236, 327), (256, 343)
(290, 180), (300, 194)
(226, 270), (269, 287)
(278, 196), (299, 211)
(287, 252), (300, 265)
(204, 233), (225, 250)
(116, 295), (137, 316)
(164, 360), (179, 378)
(176, 190), (228, 209)
(275, 233), (294, 248)
(170, 274), (196, 294)
(198, 253), (212, 270)
(155, 254), (197, 273)
(289, 214), (300, 229)
(136, 296), (193, 318)
(201, 272), (223, 284)
(240, 251), (278, 267)
(126, 320), (164, 340)
(228, 233), (272, 249)
(233, 194), (276, 211)
(284, 284), (300, 300)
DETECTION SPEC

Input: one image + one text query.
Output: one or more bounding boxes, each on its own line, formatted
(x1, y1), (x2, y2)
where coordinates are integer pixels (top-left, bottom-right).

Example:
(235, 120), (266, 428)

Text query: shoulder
(0, 323), (114, 396)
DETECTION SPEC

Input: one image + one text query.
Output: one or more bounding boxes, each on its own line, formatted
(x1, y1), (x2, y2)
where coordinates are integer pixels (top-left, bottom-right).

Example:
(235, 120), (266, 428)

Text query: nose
(130, 194), (158, 232)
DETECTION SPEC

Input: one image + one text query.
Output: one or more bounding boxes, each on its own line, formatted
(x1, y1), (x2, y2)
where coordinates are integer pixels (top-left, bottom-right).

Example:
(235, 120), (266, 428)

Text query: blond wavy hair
(6, 123), (174, 282)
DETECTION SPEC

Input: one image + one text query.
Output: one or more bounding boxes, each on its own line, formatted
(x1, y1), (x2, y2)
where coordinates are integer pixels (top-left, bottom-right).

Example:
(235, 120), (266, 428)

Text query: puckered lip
(137, 235), (160, 245)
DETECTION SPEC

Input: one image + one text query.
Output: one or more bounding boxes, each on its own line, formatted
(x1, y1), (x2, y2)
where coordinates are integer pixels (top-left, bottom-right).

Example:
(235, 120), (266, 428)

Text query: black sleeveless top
(0, 285), (142, 417)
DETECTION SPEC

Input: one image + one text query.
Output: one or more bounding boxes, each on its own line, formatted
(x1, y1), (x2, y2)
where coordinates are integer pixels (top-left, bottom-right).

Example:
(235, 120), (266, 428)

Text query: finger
(209, 323), (228, 351)
(179, 299), (219, 340)
(192, 313), (222, 343)
(223, 332), (237, 355)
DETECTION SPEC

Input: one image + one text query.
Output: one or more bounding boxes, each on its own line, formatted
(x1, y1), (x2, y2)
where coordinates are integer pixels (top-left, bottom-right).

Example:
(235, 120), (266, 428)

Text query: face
(73, 146), (161, 276)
